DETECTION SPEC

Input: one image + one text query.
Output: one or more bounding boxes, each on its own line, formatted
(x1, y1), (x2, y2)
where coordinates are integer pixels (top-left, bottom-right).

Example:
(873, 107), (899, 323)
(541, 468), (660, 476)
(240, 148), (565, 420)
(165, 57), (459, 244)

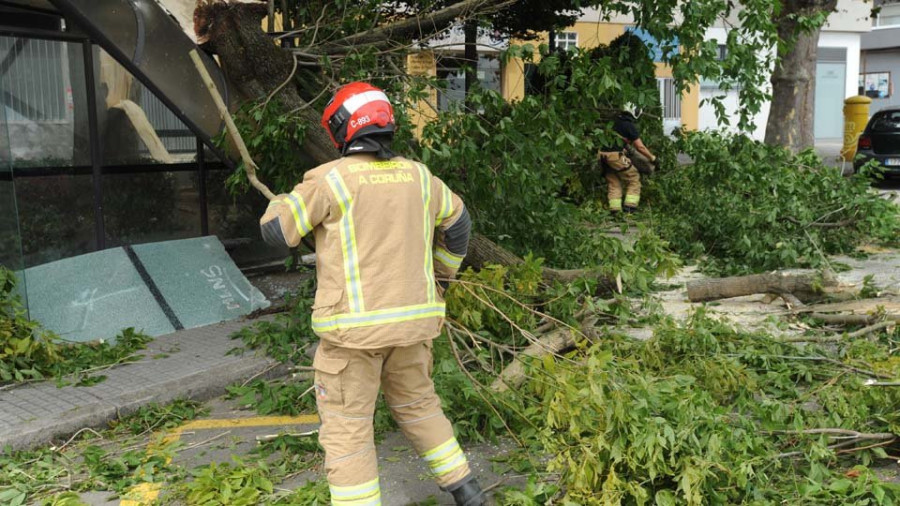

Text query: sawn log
(686, 270), (837, 303)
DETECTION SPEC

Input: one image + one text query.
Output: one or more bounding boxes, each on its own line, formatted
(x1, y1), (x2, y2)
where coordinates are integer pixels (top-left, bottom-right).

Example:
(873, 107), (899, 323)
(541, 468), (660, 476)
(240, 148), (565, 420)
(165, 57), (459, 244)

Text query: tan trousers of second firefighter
(602, 152), (641, 211)
(313, 339), (471, 505)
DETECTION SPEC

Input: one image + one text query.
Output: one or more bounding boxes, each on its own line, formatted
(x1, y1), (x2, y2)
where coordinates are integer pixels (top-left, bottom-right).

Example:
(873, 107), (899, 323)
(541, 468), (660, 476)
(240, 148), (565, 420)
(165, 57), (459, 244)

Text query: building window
(557, 32), (578, 51)
(859, 72), (891, 98)
(874, 1), (900, 27)
(435, 53), (501, 111)
(658, 78), (681, 120)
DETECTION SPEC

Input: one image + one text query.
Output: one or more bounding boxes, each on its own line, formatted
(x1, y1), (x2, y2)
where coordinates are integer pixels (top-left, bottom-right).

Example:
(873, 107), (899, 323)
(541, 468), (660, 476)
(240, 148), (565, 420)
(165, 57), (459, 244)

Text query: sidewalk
(0, 316), (284, 452)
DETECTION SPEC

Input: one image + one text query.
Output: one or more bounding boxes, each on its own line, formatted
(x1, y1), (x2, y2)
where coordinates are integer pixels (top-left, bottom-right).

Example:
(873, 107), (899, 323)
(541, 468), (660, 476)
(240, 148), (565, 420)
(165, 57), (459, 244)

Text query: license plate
(887, 158), (900, 166)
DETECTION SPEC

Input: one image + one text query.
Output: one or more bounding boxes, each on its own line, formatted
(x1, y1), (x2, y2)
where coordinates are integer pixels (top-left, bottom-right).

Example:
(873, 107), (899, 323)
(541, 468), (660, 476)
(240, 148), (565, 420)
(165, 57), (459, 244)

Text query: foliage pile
(646, 132), (900, 274)
(0, 400), (205, 505)
(412, 35), (676, 269)
(1, 267), (152, 386)
(436, 265), (900, 504)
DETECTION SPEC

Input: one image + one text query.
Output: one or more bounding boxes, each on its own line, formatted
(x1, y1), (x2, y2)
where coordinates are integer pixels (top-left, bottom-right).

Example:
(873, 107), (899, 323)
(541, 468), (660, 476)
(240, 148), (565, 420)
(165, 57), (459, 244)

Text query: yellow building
(406, 16), (699, 136)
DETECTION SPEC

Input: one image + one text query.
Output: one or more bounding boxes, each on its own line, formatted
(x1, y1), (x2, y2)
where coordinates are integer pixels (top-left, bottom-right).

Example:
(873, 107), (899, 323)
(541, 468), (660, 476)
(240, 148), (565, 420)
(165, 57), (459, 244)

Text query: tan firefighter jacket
(259, 154), (470, 349)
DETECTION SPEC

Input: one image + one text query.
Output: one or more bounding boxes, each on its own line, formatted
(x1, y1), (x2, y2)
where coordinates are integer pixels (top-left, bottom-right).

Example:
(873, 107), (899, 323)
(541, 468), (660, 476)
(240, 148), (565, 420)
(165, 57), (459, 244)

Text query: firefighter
(259, 82), (484, 506)
(598, 104), (658, 213)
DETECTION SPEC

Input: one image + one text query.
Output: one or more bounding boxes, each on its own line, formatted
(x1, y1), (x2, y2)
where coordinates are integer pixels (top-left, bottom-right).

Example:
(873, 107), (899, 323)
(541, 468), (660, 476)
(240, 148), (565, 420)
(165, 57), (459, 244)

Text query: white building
(699, 0), (872, 141)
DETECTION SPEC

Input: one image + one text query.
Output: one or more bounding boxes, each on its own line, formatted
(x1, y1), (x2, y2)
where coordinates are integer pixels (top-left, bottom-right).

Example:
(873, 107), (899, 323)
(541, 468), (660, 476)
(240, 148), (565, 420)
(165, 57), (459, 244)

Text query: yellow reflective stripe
(331, 478), (380, 503)
(325, 170), (365, 313)
(422, 438), (459, 460)
(609, 199), (623, 211)
(624, 194), (640, 205)
(289, 191), (313, 234)
(437, 183), (453, 224)
(422, 438), (467, 476)
(432, 452), (467, 476)
(434, 246), (463, 269)
(416, 163), (437, 304)
(312, 303), (445, 332)
(282, 196), (306, 236)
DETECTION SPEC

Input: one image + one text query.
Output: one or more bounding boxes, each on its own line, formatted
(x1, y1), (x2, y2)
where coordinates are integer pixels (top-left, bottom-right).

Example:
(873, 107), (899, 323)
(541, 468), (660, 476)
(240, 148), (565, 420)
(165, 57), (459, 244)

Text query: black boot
(445, 475), (486, 506)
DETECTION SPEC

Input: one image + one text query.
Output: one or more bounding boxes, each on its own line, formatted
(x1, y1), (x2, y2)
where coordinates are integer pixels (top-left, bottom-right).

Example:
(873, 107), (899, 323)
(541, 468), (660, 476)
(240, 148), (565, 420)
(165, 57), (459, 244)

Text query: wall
(697, 27), (772, 140)
(697, 28), (863, 140)
(819, 31), (862, 99)
(405, 51), (439, 138)
(824, 0), (873, 32)
(861, 49), (900, 111)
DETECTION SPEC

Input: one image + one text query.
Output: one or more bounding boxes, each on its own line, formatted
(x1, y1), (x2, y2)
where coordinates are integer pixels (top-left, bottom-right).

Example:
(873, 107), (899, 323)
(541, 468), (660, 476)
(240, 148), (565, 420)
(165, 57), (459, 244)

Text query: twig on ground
(179, 431), (232, 452)
(52, 428), (104, 452)
(446, 335), (524, 447)
(847, 320), (895, 340)
(241, 362), (283, 387)
(864, 379), (900, 387)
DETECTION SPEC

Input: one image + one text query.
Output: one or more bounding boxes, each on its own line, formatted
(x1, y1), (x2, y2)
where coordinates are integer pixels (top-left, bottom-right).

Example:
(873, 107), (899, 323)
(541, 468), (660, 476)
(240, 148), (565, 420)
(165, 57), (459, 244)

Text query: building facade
(860, 0), (900, 114)
(409, 1), (871, 142)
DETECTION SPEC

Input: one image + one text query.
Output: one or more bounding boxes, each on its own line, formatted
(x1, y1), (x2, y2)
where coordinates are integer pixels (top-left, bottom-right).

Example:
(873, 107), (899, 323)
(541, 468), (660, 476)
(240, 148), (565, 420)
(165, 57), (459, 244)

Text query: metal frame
(46, 0), (234, 170)
(82, 40), (104, 249)
(1, 15), (233, 259)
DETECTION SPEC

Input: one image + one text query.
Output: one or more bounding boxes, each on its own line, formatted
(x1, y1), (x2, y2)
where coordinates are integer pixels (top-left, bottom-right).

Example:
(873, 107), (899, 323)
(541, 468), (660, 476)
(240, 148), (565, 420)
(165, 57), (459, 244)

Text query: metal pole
(197, 137), (209, 236)
(82, 41), (105, 250)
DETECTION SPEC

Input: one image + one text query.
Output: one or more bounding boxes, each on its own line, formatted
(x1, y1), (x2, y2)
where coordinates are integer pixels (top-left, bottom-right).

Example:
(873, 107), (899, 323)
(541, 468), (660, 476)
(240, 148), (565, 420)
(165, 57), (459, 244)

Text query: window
(435, 53), (501, 111)
(871, 111), (900, 133)
(859, 72), (891, 98)
(0, 37), (70, 123)
(874, 1), (900, 27)
(715, 44), (728, 61)
(658, 78), (681, 120)
(557, 32), (578, 51)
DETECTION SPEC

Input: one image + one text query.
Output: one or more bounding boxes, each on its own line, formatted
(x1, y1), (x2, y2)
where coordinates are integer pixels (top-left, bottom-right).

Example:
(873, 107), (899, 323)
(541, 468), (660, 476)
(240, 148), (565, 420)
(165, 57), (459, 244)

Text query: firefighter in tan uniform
(259, 82), (485, 506)
(598, 104), (658, 213)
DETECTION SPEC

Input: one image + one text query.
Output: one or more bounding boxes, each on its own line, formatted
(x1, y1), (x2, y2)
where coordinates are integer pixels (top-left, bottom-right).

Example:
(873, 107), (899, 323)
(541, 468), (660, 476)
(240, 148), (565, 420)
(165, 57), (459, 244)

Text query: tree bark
(464, 20), (478, 110)
(465, 234), (618, 292)
(686, 270), (836, 302)
(491, 315), (598, 392)
(764, 0), (838, 151)
(195, 1), (334, 165)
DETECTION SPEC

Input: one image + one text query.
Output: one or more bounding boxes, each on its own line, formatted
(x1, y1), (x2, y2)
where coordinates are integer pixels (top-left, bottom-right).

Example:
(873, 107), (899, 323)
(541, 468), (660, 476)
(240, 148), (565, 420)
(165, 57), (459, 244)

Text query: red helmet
(321, 82), (395, 150)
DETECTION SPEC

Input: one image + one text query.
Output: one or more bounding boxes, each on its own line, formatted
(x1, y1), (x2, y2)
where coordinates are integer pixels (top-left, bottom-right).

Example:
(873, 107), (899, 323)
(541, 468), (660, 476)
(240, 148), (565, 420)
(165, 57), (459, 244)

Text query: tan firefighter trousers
(314, 339), (471, 505)
(601, 151), (641, 211)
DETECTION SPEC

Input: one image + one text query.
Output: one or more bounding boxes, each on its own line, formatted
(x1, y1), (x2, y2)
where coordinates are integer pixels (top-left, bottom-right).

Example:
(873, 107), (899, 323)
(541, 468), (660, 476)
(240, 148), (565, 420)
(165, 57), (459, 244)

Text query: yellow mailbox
(841, 95), (872, 162)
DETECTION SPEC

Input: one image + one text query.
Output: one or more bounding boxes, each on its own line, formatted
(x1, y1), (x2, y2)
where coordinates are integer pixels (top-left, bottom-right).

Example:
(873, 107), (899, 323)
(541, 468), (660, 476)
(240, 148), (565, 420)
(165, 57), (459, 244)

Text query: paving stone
(0, 316), (284, 452)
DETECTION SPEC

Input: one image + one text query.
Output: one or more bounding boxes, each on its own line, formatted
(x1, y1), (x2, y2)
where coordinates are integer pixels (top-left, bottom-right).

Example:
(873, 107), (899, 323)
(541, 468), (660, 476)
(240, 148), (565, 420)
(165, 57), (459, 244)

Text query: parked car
(854, 107), (900, 178)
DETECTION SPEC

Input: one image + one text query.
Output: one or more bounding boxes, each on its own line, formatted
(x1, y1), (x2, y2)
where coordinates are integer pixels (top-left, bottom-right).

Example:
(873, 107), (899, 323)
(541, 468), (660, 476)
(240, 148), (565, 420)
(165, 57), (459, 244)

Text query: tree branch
(308, 0), (521, 55)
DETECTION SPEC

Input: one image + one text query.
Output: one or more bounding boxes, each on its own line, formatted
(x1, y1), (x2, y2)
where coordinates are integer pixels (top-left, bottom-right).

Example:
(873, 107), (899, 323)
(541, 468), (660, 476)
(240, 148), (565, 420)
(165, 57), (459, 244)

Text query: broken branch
(189, 48), (276, 201)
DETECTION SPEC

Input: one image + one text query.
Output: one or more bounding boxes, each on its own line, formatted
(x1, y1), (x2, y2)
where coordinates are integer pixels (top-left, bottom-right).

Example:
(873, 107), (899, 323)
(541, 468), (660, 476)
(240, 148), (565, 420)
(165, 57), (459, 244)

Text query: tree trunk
(686, 270), (836, 302)
(764, 0), (838, 151)
(196, 1), (618, 289)
(464, 20), (478, 109)
(195, 2), (334, 165)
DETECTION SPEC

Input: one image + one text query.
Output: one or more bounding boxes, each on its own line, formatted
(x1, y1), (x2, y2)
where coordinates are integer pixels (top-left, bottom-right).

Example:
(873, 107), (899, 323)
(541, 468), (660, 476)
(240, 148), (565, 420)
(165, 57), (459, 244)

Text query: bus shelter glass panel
(203, 148), (291, 267)
(1, 35), (96, 268)
(95, 48), (201, 247)
(0, 53), (27, 309)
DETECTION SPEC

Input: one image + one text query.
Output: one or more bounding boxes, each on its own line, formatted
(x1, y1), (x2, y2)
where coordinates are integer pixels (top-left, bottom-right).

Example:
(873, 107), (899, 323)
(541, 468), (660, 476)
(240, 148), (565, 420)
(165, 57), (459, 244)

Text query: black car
(854, 107), (900, 177)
